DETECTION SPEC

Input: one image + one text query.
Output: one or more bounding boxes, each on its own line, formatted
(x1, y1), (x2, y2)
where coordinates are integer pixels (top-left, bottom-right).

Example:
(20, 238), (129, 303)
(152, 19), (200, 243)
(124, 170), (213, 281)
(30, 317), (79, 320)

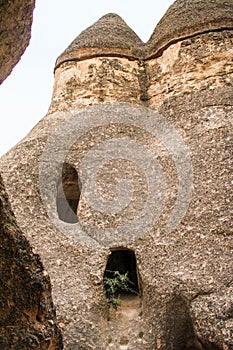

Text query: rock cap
(147, 0), (233, 58)
(55, 13), (144, 69)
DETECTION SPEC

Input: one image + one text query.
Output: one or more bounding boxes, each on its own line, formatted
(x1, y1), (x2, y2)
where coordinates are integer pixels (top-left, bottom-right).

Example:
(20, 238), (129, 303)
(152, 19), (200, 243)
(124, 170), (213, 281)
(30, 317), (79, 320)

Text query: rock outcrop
(0, 175), (63, 349)
(55, 13), (144, 68)
(0, 1), (63, 349)
(50, 13), (145, 113)
(146, 0), (233, 58)
(0, 0), (35, 84)
(0, 1), (232, 349)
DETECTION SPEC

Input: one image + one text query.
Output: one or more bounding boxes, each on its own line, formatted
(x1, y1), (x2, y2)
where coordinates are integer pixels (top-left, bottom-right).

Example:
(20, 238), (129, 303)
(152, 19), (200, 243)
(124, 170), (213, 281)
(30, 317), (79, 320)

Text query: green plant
(103, 270), (138, 309)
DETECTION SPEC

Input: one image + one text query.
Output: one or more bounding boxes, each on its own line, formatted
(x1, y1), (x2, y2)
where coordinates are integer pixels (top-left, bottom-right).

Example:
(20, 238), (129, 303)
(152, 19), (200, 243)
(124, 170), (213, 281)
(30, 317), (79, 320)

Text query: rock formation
(0, 0), (232, 349)
(0, 1), (63, 349)
(0, 0), (35, 84)
(0, 175), (63, 349)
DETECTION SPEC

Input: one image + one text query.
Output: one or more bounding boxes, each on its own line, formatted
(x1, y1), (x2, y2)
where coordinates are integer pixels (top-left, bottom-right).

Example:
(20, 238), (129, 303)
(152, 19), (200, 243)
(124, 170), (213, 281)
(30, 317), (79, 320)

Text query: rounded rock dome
(147, 0), (233, 58)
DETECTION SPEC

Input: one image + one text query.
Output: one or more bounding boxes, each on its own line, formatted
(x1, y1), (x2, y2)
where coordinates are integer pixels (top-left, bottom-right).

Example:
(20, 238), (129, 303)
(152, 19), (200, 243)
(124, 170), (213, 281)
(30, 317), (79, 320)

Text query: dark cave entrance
(56, 163), (81, 224)
(103, 249), (140, 301)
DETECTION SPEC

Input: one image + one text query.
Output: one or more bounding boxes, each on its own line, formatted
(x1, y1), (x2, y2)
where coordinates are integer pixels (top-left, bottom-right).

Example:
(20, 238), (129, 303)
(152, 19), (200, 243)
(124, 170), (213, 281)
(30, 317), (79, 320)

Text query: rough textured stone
(147, 30), (233, 108)
(146, 0), (233, 58)
(0, 3), (232, 350)
(157, 88), (232, 350)
(56, 13), (144, 68)
(49, 57), (145, 113)
(0, 1), (63, 348)
(0, 175), (63, 349)
(51, 16), (149, 114)
(0, 0), (35, 84)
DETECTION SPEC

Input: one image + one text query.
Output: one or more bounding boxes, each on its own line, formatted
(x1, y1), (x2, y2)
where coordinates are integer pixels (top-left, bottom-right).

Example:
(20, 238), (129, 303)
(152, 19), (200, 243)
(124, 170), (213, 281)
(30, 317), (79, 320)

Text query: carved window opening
(103, 249), (140, 299)
(56, 163), (80, 223)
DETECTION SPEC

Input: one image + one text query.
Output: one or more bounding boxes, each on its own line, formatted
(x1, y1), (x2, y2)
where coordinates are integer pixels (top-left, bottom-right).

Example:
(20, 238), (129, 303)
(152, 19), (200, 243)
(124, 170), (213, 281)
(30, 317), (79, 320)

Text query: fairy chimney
(49, 13), (145, 113)
(0, 1), (232, 349)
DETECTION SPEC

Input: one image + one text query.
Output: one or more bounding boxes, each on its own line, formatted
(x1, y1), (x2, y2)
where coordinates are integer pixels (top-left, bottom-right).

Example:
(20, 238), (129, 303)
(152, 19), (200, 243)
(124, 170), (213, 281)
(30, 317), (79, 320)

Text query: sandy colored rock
(147, 30), (233, 108)
(0, 3), (232, 350)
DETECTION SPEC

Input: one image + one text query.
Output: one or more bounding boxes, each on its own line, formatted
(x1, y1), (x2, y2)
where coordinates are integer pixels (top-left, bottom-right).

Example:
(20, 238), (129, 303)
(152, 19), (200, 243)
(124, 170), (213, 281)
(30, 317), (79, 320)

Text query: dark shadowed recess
(56, 163), (81, 224)
(104, 249), (140, 296)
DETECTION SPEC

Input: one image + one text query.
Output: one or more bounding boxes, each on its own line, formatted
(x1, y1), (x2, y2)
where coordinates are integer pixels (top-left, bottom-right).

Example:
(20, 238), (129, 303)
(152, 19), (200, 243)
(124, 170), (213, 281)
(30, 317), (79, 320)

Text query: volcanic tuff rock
(146, 0), (233, 58)
(0, 0), (232, 349)
(0, 0), (35, 84)
(0, 175), (63, 349)
(0, 1), (63, 349)
(55, 13), (144, 68)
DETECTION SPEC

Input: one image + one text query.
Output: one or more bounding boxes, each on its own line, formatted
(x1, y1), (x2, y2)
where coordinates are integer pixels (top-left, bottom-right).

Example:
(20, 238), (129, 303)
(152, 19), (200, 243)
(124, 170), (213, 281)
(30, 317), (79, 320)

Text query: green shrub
(103, 270), (138, 308)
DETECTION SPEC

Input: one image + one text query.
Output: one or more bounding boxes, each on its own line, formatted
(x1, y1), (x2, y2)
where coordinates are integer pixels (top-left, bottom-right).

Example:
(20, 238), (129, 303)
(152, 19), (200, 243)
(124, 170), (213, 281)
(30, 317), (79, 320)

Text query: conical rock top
(147, 0), (233, 58)
(56, 13), (144, 68)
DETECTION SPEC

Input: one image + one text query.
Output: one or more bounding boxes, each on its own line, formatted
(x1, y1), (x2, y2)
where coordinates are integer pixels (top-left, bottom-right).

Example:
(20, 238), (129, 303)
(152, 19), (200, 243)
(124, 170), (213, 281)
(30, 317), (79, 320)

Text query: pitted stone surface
(147, 30), (233, 107)
(0, 0), (35, 84)
(147, 0), (233, 58)
(0, 3), (232, 349)
(50, 58), (144, 113)
(56, 13), (144, 68)
(0, 175), (63, 349)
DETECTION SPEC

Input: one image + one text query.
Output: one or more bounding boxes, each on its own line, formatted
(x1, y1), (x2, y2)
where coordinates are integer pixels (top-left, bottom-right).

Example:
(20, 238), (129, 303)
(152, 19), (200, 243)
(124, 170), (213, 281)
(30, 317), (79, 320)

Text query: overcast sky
(0, 0), (174, 156)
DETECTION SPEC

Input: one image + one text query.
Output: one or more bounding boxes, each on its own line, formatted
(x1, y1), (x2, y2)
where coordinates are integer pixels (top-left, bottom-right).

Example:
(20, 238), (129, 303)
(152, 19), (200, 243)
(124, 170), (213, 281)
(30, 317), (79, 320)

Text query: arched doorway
(103, 249), (140, 305)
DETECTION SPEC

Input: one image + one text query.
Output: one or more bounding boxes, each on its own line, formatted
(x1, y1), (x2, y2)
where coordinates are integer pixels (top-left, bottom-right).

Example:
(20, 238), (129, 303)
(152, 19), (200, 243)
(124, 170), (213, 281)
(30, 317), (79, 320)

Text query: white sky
(0, 0), (174, 156)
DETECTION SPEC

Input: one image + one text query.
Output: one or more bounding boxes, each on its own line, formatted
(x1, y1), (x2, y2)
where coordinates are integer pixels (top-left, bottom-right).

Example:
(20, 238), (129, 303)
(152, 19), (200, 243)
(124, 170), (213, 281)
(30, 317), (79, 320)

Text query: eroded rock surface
(0, 1), (232, 349)
(0, 175), (63, 349)
(0, 0), (35, 84)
